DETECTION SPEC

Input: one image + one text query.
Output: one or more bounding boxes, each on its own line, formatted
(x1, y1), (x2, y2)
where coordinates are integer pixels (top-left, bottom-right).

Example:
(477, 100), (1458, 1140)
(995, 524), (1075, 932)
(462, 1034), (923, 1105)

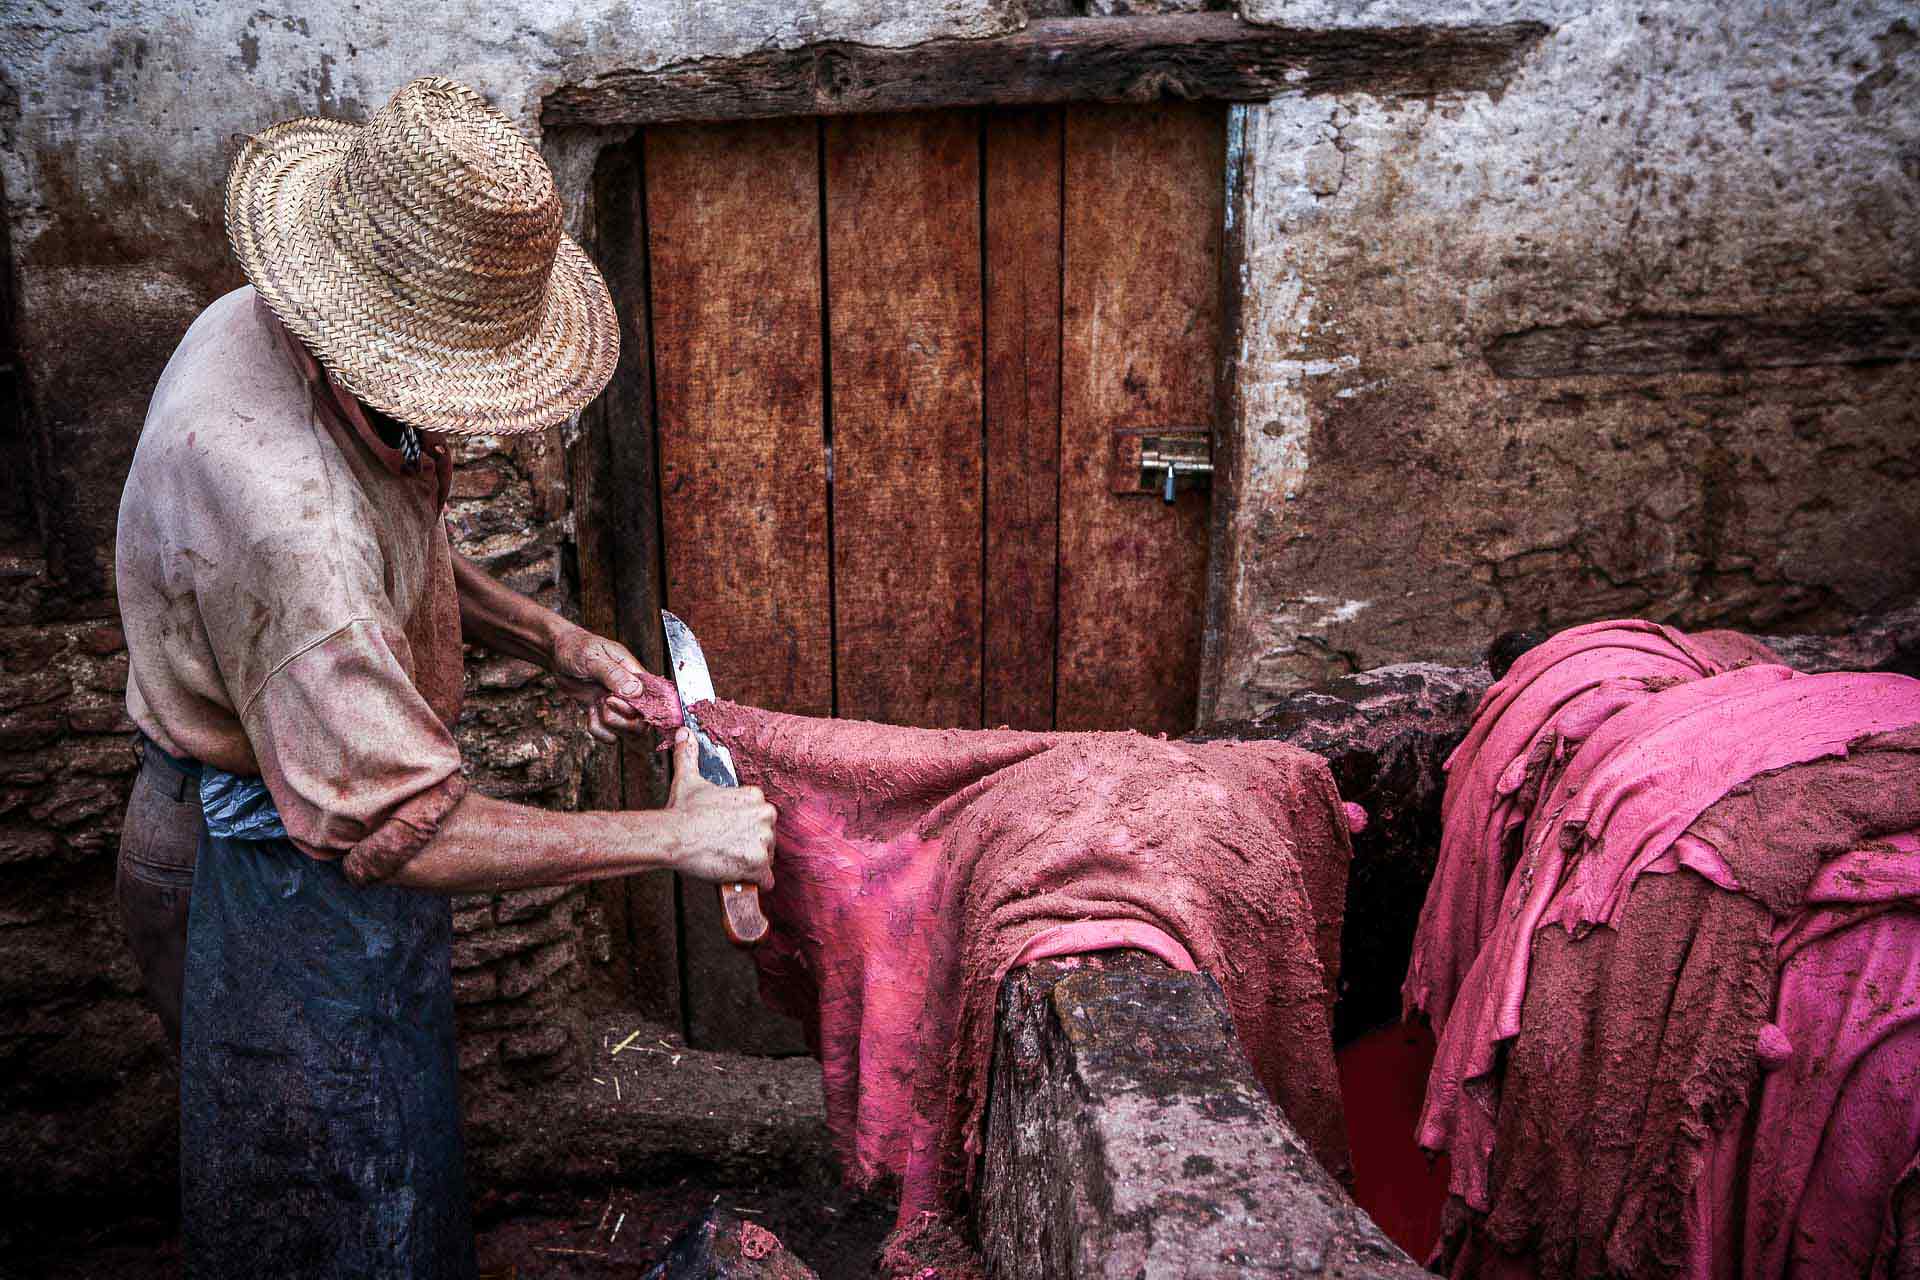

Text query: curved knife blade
(660, 610), (769, 947)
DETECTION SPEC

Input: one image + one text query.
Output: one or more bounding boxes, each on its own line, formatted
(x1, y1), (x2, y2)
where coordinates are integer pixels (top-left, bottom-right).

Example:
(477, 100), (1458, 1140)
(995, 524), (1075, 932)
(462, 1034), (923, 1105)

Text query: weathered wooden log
(542, 14), (1547, 128)
(977, 952), (1427, 1279)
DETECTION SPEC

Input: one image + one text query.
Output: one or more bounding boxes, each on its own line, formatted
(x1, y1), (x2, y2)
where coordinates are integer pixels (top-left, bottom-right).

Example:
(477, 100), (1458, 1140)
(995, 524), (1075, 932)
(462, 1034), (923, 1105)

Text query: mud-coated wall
(1202, 0), (1919, 719)
(0, 0), (1913, 1233)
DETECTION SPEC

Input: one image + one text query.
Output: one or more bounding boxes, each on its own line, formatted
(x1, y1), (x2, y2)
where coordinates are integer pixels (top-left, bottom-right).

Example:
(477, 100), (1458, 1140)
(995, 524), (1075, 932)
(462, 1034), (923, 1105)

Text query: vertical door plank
(581, 140), (679, 1023)
(648, 120), (833, 719)
(826, 112), (986, 728)
(647, 120), (827, 1053)
(1056, 103), (1224, 734)
(981, 109), (1063, 731)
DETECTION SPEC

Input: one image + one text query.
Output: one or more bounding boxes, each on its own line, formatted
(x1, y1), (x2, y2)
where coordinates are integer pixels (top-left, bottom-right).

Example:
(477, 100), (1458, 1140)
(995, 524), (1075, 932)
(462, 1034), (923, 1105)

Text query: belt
(138, 733), (202, 802)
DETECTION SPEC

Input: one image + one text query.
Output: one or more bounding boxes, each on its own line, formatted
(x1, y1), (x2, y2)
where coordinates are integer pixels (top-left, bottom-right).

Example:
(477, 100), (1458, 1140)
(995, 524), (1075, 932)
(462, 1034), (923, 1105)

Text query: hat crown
(225, 74), (619, 435)
(319, 78), (561, 347)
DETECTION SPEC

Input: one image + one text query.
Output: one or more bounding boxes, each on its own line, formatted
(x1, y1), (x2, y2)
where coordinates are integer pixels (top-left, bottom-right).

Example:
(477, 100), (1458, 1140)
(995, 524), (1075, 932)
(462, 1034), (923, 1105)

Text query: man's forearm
(452, 552), (570, 667)
(388, 791), (683, 894)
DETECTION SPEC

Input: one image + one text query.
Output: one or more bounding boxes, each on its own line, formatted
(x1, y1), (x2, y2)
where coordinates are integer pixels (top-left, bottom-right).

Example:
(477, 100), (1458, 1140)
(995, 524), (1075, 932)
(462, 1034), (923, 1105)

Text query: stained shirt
(116, 287), (467, 883)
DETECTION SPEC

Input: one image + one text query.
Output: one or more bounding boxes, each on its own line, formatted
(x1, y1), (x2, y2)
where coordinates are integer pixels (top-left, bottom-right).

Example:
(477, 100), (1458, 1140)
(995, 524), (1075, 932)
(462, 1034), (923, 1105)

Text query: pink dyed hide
(1404, 619), (1774, 1031)
(630, 679), (1358, 1223)
(1409, 621), (1920, 1279)
(1742, 830), (1920, 1280)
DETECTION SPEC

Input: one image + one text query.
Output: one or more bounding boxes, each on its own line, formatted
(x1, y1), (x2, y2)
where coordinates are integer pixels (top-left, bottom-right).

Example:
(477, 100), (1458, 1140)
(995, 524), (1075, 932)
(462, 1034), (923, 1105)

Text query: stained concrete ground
(8, 1013), (898, 1280)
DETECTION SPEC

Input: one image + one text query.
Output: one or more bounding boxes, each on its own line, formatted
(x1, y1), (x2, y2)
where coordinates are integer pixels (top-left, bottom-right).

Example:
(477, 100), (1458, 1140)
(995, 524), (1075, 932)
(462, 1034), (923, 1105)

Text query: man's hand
(551, 627), (652, 742)
(666, 730), (776, 889)
(454, 558), (678, 741)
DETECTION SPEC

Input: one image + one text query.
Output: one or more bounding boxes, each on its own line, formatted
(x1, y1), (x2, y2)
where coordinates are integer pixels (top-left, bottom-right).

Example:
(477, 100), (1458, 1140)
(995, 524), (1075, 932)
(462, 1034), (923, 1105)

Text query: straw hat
(225, 77), (618, 437)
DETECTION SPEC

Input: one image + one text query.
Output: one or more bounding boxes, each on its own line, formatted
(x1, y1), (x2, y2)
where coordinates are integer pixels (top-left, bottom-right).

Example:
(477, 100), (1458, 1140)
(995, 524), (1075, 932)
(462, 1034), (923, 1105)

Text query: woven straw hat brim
(226, 116), (618, 437)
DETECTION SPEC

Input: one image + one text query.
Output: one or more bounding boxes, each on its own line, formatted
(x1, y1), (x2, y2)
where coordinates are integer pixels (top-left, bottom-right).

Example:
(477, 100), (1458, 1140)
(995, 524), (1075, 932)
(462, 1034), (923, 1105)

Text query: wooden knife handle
(719, 882), (769, 948)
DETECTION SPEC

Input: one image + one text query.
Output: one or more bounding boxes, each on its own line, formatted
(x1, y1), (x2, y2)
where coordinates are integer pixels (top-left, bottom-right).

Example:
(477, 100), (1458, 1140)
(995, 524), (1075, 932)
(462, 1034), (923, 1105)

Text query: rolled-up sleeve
(243, 619), (467, 885)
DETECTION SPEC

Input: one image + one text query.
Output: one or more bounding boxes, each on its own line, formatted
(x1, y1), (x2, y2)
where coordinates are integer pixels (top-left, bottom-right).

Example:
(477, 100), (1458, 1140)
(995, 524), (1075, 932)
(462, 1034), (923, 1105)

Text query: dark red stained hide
(630, 672), (1358, 1224)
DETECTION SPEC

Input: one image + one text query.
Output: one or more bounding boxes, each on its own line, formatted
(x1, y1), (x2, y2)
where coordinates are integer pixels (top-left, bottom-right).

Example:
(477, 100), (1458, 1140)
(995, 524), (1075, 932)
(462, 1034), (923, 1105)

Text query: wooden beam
(981, 108), (1063, 732)
(648, 120), (834, 723)
(646, 119), (829, 1055)
(1054, 103), (1221, 735)
(826, 112), (986, 729)
(582, 139), (680, 1026)
(542, 14), (1548, 129)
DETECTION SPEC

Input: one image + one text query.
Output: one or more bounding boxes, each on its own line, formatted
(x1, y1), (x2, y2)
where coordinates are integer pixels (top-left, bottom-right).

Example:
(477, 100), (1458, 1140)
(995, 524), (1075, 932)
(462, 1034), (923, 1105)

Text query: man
(113, 77), (775, 1278)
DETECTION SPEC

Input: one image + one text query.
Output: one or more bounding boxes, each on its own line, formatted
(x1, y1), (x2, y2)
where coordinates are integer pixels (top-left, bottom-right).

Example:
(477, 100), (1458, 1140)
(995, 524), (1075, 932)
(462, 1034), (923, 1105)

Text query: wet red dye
(1338, 1021), (1449, 1262)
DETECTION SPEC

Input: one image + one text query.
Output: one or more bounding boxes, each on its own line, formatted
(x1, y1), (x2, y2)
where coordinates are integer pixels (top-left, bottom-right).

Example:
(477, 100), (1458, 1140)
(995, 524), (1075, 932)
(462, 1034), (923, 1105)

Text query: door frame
(558, 9), (1546, 737)
(550, 12), (1546, 1040)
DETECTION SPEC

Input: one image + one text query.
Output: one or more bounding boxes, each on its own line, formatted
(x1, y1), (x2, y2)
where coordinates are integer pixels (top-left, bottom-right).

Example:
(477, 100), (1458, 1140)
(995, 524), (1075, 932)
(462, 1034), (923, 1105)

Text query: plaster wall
(1206, 0), (1919, 718)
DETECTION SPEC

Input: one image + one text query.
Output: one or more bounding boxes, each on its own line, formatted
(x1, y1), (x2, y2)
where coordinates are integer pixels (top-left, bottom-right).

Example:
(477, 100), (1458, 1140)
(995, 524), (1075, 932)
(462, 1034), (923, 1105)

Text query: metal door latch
(1109, 428), (1214, 503)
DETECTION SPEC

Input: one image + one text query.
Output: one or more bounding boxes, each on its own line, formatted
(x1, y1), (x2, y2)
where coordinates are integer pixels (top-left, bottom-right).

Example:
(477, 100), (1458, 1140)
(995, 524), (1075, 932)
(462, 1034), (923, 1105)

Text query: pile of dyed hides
(1405, 620), (1920, 1278)
(630, 682), (1358, 1224)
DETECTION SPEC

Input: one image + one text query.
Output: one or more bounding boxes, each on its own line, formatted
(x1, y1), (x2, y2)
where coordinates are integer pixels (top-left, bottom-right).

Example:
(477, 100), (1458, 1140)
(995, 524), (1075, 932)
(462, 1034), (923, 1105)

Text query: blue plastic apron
(179, 759), (475, 1279)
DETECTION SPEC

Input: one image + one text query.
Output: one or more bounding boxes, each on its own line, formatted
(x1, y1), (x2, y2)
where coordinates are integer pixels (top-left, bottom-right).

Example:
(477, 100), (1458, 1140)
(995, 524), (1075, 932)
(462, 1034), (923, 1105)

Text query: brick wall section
(444, 430), (613, 1086)
(0, 612), (174, 1217)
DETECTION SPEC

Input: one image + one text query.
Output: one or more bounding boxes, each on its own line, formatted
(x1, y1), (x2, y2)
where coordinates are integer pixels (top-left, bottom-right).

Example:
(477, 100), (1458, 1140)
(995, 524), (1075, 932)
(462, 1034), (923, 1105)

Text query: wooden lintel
(541, 14), (1548, 129)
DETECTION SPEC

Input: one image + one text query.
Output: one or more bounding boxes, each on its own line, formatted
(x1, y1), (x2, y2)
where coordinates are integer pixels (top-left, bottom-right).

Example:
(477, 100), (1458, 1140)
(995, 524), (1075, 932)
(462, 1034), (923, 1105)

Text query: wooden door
(610, 103), (1224, 1049)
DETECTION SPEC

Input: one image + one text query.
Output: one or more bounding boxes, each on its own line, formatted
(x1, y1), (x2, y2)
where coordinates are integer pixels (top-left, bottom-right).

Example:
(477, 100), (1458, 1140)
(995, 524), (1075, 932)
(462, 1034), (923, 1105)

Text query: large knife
(660, 610), (770, 948)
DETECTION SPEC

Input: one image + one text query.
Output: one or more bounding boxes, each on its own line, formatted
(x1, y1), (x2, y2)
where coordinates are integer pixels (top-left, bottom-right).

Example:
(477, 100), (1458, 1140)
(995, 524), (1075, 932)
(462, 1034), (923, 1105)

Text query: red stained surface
(630, 673), (1356, 1224)
(1337, 1021), (1449, 1263)
(1406, 619), (1920, 1278)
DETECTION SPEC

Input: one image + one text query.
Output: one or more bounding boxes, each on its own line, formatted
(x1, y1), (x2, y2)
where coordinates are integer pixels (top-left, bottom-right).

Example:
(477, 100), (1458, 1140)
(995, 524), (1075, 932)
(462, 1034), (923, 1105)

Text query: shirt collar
(259, 299), (454, 510)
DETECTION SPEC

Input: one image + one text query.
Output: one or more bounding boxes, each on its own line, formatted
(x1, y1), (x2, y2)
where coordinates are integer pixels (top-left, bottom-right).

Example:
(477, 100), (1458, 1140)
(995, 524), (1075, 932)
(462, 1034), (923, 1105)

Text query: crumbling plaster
(1206, 0), (1920, 718)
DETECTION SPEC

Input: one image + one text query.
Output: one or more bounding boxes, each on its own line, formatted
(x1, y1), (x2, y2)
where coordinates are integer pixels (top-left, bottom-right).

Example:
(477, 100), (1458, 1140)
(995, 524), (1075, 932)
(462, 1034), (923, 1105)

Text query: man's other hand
(666, 729), (776, 889)
(552, 627), (652, 742)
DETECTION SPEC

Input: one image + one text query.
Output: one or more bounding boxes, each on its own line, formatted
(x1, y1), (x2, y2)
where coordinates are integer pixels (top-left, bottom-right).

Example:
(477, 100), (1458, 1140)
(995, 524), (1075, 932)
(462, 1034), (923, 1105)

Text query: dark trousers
(115, 740), (202, 1049)
(181, 765), (472, 1279)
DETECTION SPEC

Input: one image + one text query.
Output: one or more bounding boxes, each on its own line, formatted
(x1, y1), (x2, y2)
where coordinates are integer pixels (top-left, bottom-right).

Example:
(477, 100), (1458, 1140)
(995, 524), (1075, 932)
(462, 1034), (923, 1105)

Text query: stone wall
(442, 431), (601, 1086)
